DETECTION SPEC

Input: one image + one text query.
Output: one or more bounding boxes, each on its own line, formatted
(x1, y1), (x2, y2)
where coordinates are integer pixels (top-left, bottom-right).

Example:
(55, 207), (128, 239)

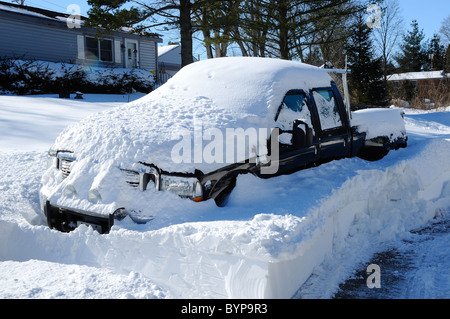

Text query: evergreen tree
(425, 34), (445, 71)
(395, 20), (427, 72)
(444, 44), (450, 73)
(345, 14), (386, 105)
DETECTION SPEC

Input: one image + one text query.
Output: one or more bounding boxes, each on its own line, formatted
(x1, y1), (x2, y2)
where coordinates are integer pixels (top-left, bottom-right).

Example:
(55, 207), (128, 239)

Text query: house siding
(139, 40), (157, 71)
(0, 7), (162, 72)
(159, 47), (182, 66)
(0, 12), (78, 63)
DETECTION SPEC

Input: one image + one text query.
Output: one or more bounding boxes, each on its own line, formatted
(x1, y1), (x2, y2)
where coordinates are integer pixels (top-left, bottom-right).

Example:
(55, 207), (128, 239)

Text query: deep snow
(50, 58), (335, 175)
(0, 93), (449, 299)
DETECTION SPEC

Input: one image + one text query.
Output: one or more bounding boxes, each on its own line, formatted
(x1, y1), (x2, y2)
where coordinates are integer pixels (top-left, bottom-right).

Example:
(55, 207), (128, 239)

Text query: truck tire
(357, 137), (390, 161)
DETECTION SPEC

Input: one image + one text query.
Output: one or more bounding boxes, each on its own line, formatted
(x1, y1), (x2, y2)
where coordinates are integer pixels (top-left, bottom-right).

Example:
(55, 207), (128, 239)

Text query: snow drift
(1, 92), (450, 299)
(3, 138), (450, 298)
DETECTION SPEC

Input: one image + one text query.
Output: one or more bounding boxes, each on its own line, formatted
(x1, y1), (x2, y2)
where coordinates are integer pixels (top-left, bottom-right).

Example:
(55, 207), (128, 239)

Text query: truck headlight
(64, 184), (77, 199)
(160, 175), (203, 202)
(88, 189), (102, 204)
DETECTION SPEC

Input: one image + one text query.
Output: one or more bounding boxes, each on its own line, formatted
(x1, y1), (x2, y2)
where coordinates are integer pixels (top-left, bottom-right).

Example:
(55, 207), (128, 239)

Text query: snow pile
(0, 59), (154, 95)
(1, 93), (450, 298)
(0, 259), (167, 299)
(2, 136), (450, 298)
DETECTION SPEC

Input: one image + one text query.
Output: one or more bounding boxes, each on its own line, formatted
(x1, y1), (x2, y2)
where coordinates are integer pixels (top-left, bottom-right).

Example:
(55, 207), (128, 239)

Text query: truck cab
(261, 81), (365, 177)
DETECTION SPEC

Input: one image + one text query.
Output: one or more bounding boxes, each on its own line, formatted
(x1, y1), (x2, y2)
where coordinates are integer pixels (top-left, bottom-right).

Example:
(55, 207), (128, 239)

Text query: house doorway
(125, 40), (139, 68)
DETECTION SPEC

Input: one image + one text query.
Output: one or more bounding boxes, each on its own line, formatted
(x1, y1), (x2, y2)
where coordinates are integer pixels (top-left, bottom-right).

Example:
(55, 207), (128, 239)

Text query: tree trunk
(203, 30), (214, 59)
(180, 0), (194, 67)
(277, 0), (290, 60)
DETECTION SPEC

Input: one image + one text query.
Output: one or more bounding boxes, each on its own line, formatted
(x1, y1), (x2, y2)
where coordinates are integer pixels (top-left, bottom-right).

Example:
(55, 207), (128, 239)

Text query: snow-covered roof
(387, 70), (448, 81)
(158, 44), (198, 66)
(158, 45), (179, 57)
(53, 57), (334, 173)
(0, 1), (85, 23)
(0, 1), (161, 38)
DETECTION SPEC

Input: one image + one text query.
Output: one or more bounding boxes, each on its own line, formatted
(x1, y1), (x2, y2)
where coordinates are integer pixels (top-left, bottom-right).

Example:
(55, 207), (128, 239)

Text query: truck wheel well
(211, 172), (242, 207)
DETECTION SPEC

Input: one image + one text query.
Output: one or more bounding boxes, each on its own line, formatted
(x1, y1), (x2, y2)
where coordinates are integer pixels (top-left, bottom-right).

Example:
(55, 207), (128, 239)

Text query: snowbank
(1, 95), (450, 299)
(0, 59), (155, 95)
(3, 139), (450, 299)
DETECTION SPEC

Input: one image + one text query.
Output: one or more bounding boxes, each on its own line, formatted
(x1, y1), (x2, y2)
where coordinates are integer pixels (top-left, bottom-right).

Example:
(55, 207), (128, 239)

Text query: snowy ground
(0, 94), (449, 299)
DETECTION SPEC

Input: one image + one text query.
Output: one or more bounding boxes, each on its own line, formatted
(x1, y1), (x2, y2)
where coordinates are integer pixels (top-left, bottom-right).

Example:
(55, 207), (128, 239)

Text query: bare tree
(373, 0), (404, 80)
(440, 15), (450, 44)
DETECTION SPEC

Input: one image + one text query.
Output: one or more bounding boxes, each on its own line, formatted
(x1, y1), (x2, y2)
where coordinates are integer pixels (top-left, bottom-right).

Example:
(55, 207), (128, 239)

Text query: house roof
(0, 1), (162, 41)
(158, 44), (198, 68)
(387, 70), (449, 81)
(158, 45), (179, 57)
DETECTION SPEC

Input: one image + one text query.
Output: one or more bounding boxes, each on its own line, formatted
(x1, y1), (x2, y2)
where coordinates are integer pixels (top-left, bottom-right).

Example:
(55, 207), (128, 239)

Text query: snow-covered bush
(0, 57), (155, 95)
(0, 57), (56, 95)
(83, 67), (154, 94)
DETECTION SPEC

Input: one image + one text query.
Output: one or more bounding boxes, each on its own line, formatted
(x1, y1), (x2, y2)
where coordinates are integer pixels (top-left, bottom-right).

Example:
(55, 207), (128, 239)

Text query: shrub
(0, 57), (154, 95)
(388, 79), (450, 109)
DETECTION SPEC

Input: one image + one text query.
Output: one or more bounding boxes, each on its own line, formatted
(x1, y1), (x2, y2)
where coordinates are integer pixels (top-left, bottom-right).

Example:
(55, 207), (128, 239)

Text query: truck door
(311, 87), (350, 160)
(273, 90), (318, 174)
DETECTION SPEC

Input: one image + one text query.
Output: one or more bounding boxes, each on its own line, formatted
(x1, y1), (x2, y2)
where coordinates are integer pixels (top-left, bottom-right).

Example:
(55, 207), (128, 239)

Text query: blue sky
(4, 0), (450, 43)
(396, 0), (449, 39)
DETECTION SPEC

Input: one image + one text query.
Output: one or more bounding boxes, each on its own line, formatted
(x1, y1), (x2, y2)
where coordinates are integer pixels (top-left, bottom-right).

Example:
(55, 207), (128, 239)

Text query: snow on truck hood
(51, 57), (333, 174)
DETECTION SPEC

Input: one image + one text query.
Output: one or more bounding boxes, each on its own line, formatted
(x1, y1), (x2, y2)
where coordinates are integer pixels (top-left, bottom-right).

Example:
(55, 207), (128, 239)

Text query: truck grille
(60, 159), (73, 178)
(57, 153), (76, 179)
(121, 169), (157, 191)
(121, 169), (140, 188)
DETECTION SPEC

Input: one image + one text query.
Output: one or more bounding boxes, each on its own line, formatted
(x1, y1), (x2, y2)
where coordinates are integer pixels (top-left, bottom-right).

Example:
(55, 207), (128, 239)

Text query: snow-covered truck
(40, 57), (407, 234)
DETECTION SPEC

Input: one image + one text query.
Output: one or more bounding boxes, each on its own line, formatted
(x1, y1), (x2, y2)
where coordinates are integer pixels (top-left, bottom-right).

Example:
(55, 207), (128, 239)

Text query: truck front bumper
(44, 201), (114, 234)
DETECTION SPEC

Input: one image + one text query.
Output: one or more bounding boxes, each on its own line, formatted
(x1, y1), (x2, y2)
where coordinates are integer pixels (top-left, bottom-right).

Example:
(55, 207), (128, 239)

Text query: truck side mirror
(292, 120), (313, 148)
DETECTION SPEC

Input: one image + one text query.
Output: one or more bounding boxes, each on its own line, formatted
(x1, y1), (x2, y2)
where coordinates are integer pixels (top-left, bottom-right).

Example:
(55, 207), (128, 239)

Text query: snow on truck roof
(155, 56), (332, 114)
(52, 57), (334, 173)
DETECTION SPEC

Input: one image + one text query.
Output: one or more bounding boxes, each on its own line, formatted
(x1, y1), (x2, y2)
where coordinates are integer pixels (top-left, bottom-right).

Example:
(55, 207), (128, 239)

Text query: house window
(85, 37), (113, 62)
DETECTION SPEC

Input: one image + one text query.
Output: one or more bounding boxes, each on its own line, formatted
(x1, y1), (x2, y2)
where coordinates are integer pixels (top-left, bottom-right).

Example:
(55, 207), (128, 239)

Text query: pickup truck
(40, 57), (407, 234)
